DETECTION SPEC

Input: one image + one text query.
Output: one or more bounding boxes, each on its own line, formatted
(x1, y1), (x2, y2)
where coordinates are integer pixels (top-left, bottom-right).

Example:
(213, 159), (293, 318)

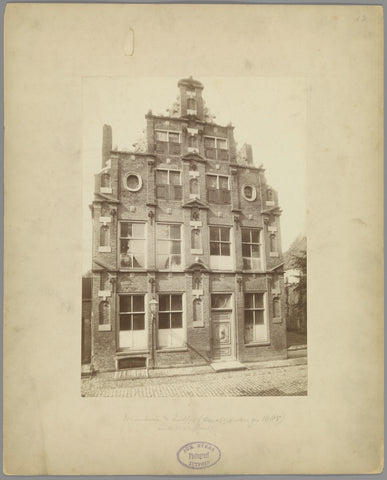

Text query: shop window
(119, 295), (146, 350)
(120, 222), (145, 268)
(242, 229), (261, 270)
(156, 224), (182, 269)
(158, 294), (185, 348)
(244, 293), (268, 344)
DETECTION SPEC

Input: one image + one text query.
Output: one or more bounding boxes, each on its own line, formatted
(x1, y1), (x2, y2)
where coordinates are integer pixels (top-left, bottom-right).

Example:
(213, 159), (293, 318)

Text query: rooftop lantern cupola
(177, 76), (204, 120)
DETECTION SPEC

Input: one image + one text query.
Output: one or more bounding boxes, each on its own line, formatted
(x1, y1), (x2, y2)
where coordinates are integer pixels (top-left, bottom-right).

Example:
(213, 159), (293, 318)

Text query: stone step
(210, 361), (247, 373)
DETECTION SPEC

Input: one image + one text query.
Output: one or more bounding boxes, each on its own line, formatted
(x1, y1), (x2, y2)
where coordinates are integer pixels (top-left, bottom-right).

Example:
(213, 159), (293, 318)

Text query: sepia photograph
(81, 76), (307, 397)
(5, 4), (382, 474)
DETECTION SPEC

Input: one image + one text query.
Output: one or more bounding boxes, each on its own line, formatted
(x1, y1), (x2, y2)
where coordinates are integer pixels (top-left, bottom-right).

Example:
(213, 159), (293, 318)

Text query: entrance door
(211, 294), (234, 361)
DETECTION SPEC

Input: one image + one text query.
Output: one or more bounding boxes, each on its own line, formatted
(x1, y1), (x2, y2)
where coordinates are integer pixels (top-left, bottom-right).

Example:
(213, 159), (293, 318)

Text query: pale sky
(82, 76), (307, 274)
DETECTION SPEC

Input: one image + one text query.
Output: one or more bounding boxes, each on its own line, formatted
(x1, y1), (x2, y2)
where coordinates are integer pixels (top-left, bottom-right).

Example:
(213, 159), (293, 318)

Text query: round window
(124, 173), (142, 192)
(242, 184), (256, 201)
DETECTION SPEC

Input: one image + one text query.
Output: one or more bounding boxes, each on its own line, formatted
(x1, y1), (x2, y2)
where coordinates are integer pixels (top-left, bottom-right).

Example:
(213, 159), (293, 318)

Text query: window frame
(209, 225), (233, 270)
(244, 292), (269, 346)
(155, 129), (181, 143)
(206, 174), (230, 190)
(119, 221), (146, 270)
(241, 228), (262, 271)
(157, 293), (186, 349)
(118, 294), (147, 351)
(156, 223), (183, 270)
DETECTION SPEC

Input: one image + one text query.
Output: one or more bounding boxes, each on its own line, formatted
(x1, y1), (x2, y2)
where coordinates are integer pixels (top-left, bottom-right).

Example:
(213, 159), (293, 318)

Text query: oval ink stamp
(177, 441), (221, 470)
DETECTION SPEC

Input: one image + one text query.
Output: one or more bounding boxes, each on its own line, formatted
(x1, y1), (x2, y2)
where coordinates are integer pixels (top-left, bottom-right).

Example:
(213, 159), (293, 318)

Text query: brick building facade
(89, 77), (286, 373)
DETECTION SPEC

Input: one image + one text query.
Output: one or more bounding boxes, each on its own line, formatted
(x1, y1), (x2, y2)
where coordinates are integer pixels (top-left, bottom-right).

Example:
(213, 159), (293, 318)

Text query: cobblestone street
(82, 361), (307, 397)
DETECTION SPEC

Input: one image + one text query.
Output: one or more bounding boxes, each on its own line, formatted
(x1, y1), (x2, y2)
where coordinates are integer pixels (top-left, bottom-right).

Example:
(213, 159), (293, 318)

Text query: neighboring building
(81, 275), (92, 365)
(89, 77), (286, 373)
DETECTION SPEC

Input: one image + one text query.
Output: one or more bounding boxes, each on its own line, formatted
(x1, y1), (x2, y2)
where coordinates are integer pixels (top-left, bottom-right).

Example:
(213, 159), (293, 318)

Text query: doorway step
(210, 361), (247, 373)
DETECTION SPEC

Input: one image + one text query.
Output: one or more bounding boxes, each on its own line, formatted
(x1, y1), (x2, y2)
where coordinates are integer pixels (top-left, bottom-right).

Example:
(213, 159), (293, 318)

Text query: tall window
(101, 173), (111, 188)
(191, 228), (202, 250)
(119, 295), (146, 350)
(156, 224), (182, 269)
(270, 233), (278, 254)
(193, 298), (203, 327)
(207, 174), (231, 204)
(158, 294), (185, 348)
(209, 226), (232, 270)
(120, 222), (145, 268)
(204, 137), (228, 160)
(99, 301), (110, 325)
(100, 225), (110, 247)
(244, 293), (268, 344)
(155, 130), (181, 155)
(187, 98), (197, 112)
(273, 297), (281, 318)
(190, 178), (199, 197)
(242, 229), (261, 270)
(156, 169), (182, 200)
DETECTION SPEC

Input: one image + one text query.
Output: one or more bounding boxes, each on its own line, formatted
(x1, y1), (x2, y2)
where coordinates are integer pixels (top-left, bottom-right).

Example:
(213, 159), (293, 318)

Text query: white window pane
(156, 224), (169, 239)
(132, 223), (144, 238)
(132, 330), (147, 349)
(157, 240), (170, 255)
(158, 329), (170, 348)
(156, 255), (170, 269)
(254, 323), (268, 343)
(170, 328), (185, 347)
(119, 331), (133, 349)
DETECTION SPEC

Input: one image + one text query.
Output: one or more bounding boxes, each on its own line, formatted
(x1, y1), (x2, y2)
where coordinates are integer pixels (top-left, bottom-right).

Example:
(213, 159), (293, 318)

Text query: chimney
(102, 124), (112, 168)
(239, 143), (253, 165)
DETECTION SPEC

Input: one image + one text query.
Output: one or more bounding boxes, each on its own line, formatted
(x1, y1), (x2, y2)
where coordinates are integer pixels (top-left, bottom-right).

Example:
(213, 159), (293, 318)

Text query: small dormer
(178, 77), (204, 120)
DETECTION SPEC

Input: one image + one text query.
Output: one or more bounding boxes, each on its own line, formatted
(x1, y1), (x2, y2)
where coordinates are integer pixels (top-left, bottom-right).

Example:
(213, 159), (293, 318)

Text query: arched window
(267, 189), (273, 201)
(273, 297), (281, 318)
(101, 173), (111, 188)
(99, 301), (110, 325)
(191, 229), (202, 250)
(193, 298), (203, 327)
(190, 178), (199, 196)
(100, 225), (110, 247)
(270, 234), (277, 253)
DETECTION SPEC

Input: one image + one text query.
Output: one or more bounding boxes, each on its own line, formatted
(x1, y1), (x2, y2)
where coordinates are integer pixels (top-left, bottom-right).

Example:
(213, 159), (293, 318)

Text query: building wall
(89, 78), (287, 372)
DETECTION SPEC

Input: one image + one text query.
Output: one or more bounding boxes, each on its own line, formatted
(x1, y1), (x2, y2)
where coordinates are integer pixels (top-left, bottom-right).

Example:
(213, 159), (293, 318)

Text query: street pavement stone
(81, 364), (307, 397)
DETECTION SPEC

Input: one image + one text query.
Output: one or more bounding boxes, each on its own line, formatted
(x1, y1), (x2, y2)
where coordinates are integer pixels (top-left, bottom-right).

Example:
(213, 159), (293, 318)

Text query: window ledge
(244, 342), (271, 347)
(269, 252), (279, 257)
(116, 350), (149, 356)
(99, 246), (111, 253)
(156, 348), (188, 353)
(100, 187), (112, 194)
